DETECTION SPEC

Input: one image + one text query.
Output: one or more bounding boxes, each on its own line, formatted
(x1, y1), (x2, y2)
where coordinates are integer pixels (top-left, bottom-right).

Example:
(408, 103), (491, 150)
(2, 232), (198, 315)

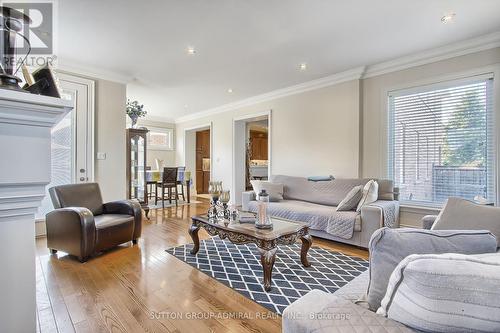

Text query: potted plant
(126, 99), (147, 128)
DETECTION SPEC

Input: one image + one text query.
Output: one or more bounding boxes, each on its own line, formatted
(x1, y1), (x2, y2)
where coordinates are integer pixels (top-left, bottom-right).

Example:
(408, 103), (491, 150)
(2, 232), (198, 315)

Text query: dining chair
(177, 166), (186, 202)
(156, 167), (178, 208)
(145, 166), (157, 200)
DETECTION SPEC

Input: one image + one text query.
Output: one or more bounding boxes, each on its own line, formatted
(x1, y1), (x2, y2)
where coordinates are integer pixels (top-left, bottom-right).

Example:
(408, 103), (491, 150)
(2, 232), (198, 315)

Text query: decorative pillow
(336, 185), (363, 211)
(367, 227), (498, 311)
(250, 180), (283, 202)
(377, 253), (500, 332)
(356, 180), (378, 212)
(377, 180), (395, 201)
(432, 197), (500, 247)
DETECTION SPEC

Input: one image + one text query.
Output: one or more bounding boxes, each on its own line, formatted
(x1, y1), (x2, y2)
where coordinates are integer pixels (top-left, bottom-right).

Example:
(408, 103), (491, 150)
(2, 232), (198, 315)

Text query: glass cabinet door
(130, 134), (145, 202)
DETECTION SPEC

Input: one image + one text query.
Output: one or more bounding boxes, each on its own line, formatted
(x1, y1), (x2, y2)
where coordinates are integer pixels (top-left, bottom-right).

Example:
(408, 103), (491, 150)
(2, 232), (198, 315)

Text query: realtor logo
(3, 1), (53, 54)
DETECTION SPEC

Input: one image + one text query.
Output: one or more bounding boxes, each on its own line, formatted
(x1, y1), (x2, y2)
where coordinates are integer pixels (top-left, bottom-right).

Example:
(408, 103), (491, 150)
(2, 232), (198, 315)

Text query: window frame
(385, 69), (499, 208)
(147, 126), (174, 151)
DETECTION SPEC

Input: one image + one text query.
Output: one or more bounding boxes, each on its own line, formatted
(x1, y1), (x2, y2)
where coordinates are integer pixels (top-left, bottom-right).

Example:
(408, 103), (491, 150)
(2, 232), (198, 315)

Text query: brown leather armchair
(46, 183), (142, 262)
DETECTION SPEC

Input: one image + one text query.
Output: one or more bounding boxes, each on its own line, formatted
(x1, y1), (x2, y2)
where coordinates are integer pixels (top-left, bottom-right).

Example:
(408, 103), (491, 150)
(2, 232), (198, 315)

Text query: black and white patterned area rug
(166, 238), (368, 314)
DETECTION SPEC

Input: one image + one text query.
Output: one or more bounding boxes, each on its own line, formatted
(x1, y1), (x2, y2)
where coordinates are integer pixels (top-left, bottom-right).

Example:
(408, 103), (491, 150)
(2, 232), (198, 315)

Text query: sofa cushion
(367, 227), (498, 311)
(377, 179), (395, 201)
(432, 197), (500, 247)
(356, 180), (378, 212)
(378, 253), (500, 332)
(333, 270), (369, 303)
(283, 290), (414, 333)
(336, 185), (363, 211)
(95, 214), (134, 251)
(250, 180), (283, 201)
(272, 175), (369, 207)
(94, 214), (134, 229)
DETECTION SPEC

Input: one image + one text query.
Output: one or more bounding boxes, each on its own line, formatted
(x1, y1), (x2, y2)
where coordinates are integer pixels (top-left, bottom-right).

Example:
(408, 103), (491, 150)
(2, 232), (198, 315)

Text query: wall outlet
(97, 152), (107, 160)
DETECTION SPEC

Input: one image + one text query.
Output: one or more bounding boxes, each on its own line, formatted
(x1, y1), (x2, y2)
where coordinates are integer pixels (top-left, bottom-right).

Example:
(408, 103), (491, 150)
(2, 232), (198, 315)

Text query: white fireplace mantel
(0, 88), (72, 332)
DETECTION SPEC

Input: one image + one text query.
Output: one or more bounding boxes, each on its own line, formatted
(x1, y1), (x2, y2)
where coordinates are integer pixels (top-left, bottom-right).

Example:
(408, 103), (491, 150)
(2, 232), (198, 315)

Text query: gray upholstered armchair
(46, 183), (142, 262)
(420, 197), (500, 246)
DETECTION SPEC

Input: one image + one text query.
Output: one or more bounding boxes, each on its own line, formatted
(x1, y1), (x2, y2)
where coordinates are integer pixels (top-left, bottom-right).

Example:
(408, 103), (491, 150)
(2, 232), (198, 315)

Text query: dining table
(145, 169), (192, 203)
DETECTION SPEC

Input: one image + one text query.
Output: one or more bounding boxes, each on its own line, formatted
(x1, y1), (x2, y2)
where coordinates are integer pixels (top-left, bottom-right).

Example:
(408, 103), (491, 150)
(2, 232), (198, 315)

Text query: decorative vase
(129, 114), (138, 128)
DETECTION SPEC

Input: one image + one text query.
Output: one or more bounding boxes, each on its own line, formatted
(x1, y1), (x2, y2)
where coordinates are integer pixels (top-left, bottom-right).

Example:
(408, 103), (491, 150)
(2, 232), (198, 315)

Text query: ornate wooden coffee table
(189, 215), (312, 291)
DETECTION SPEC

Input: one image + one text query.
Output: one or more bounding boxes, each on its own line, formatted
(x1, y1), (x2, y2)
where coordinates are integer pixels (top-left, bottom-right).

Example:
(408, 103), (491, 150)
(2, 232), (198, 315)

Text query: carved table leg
(189, 222), (201, 255)
(259, 247), (277, 291)
(300, 234), (312, 267)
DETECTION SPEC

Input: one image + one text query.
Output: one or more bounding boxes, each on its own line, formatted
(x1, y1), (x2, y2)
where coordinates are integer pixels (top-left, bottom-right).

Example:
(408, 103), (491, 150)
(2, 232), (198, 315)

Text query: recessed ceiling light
(299, 63), (307, 71)
(187, 47), (196, 55)
(441, 13), (455, 24)
(227, 88), (233, 93)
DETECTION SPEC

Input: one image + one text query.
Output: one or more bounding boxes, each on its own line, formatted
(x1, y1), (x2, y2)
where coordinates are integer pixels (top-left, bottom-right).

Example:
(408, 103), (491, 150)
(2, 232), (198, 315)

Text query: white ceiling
(57, 0), (500, 121)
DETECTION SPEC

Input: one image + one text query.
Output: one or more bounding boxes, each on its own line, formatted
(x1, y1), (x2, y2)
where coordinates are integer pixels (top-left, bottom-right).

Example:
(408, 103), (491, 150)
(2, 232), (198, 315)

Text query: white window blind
(388, 75), (496, 207)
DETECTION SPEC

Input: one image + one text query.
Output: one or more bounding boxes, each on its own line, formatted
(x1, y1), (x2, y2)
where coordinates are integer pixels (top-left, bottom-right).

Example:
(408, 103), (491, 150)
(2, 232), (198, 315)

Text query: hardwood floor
(36, 198), (368, 333)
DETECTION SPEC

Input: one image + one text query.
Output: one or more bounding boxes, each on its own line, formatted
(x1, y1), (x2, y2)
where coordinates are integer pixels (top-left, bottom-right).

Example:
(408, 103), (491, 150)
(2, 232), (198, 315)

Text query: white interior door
(36, 74), (94, 218)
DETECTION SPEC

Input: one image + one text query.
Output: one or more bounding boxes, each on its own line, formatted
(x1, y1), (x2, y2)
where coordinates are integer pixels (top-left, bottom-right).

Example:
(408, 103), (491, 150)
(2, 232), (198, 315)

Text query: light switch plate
(97, 152), (107, 160)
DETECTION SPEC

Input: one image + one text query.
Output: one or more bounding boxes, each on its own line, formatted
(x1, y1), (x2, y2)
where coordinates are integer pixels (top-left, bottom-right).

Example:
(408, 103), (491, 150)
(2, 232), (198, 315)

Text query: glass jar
(256, 189), (272, 229)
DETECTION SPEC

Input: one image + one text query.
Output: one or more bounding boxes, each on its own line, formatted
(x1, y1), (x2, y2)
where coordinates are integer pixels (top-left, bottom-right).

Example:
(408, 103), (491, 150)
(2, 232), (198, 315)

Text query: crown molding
(175, 66), (366, 123)
(55, 58), (133, 84)
(173, 31), (500, 123)
(363, 31), (500, 79)
(140, 114), (176, 124)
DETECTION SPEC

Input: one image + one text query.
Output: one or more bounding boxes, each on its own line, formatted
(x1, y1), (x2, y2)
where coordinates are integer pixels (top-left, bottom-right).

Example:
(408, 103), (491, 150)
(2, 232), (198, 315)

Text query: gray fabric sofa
(242, 175), (399, 248)
(283, 236), (500, 333)
(282, 199), (500, 333)
(283, 271), (415, 332)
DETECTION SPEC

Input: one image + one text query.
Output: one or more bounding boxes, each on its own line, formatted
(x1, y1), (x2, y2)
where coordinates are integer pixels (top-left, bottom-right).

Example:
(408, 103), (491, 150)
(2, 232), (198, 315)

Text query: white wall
(176, 80), (361, 199)
(95, 79), (127, 202)
(184, 129), (197, 188)
(271, 81), (360, 177)
(233, 119), (248, 204)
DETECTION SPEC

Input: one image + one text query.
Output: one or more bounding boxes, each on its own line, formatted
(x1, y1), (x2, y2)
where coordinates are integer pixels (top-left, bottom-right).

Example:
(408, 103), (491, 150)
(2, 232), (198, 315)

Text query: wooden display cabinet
(126, 128), (150, 217)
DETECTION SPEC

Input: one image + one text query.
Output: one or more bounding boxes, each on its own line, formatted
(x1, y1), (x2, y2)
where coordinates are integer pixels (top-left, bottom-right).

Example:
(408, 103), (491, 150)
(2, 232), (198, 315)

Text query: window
(147, 126), (174, 150)
(388, 75), (495, 207)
